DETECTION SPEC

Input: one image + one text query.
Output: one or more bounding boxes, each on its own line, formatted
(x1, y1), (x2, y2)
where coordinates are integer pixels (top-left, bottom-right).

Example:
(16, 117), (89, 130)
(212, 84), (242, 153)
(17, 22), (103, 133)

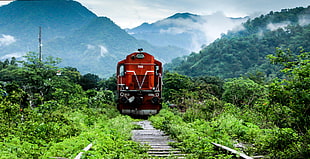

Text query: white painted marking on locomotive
(126, 70), (154, 89)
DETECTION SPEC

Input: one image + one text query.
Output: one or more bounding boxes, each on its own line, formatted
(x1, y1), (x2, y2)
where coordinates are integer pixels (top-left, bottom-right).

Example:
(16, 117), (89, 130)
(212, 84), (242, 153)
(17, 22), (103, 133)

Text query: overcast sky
(0, 0), (309, 28)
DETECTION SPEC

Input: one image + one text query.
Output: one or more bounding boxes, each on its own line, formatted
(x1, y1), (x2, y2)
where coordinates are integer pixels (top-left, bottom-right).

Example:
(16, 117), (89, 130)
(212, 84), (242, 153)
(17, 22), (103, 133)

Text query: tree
(222, 77), (266, 107)
(62, 66), (81, 83)
(79, 73), (100, 90)
(267, 48), (310, 133)
(162, 71), (192, 102)
(191, 75), (224, 98)
(98, 75), (117, 91)
(16, 52), (61, 98)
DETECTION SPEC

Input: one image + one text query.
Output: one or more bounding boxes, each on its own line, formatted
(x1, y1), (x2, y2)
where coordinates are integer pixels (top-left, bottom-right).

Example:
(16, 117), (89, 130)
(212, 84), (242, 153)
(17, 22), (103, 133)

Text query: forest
(1, 6), (309, 159)
(165, 6), (310, 79)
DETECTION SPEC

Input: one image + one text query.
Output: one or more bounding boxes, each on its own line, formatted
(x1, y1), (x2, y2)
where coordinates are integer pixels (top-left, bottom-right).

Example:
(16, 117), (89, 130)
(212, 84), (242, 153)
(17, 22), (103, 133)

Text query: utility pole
(39, 26), (42, 61)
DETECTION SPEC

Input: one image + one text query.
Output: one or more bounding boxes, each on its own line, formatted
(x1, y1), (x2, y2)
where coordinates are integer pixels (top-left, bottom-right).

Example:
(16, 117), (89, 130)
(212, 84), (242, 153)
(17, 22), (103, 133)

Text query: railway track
(132, 120), (186, 158)
(58, 120), (259, 159)
(131, 120), (259, 159)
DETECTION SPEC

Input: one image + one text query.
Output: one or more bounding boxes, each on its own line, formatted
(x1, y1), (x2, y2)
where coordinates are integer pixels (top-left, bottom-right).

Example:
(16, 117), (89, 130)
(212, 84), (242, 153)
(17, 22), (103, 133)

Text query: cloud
(0, 2), (10, 6)
(98, 45), (108, 57)
(200, 12), (247, 44)
(86, 44), (96, 50)
(0, 52), (24, 60)
(299, 14), (310, 26)
(0, 34), (16, 47)
(161, 12), (246, 50)
(85, 44), (109, 57)
(155, 12), (247, 51)
(267, 21), (291, 31)
(78, 0), (309, 28)
(3, 0), (309, 29)
(158, 16), (205, 34)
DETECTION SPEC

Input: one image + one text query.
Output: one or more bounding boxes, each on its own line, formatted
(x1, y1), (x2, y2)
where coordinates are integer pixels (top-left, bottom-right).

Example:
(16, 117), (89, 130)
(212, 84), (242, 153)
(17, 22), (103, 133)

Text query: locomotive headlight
(136, 53), (145, 59)
(151, 97), (160, 104)
(120, 96), (128, 103)
(125, 86), (129, 90)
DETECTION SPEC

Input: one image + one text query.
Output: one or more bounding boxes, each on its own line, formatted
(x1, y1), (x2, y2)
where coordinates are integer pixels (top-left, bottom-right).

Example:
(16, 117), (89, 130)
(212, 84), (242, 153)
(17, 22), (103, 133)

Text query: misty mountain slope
(128, 13), (205, 51)
(45, 16), (189, 76)
(127, 12), (247, 52)
(0, 0), (97, 57)
(45, 17), (144, 76)
(0, 0), (96, 39)
(165, 6), (310, 78)
(0, 0), (188, 77)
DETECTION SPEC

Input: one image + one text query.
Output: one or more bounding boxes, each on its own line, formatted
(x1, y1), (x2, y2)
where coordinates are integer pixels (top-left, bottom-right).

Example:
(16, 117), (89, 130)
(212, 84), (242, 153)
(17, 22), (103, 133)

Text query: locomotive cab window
(155, 65), (160, 75)
(119, 64), (125, 76)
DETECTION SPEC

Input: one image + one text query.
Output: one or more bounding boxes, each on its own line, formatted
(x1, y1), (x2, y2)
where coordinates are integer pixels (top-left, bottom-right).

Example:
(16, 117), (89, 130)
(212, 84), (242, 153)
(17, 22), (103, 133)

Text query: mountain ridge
(165, 6), (310, 78)
(0, 0), (188, 77)
(127, 12), (247, 52)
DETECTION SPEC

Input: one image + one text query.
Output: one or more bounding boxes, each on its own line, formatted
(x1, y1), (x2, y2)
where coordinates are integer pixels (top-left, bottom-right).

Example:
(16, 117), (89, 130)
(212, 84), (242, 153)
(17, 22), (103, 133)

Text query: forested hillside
(166, 6), (310, 78)
(0, 0), (187, 77)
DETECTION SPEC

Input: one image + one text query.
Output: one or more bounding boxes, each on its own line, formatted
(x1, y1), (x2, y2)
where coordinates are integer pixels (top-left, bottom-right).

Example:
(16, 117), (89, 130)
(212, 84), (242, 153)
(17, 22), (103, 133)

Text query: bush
(222, 77), (266, 107)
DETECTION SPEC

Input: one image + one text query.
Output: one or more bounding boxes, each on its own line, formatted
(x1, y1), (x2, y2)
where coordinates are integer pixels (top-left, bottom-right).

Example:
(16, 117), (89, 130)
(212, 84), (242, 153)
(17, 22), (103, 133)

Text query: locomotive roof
(126, 51), (153, 58)
(118, 51), (161, 64)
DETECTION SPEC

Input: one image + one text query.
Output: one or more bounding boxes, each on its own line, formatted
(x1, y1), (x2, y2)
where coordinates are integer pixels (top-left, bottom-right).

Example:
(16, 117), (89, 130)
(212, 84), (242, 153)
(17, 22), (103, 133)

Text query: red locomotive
(116, 49), (162, 116)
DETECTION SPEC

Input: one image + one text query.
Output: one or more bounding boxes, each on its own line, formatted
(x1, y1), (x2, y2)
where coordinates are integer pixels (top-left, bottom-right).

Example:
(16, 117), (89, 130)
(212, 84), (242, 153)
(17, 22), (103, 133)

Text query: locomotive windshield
(155, 65), (160, 75)
(119, 64), (125, 76)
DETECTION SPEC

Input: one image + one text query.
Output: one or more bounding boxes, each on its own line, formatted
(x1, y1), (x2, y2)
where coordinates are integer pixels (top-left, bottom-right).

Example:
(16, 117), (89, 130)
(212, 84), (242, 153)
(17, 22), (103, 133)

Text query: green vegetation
(150, 49), (310, 158)
(1, 49), (309, 158)
(0, 52), (148, 158)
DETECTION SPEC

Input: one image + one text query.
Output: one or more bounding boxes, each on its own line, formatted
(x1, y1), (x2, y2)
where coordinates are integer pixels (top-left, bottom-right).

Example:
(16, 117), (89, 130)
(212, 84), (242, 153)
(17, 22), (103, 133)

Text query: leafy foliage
(152, 48), (310, 158)
(222, 77), (266, 107)
(79, 73), (100, 90)
(0, 53), (148, 158)
(267, 49), (310, 133)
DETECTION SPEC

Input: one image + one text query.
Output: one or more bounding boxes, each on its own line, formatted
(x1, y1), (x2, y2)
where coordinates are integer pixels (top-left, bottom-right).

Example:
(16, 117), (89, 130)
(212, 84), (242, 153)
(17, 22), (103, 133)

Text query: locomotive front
(116, 49), (162, 116)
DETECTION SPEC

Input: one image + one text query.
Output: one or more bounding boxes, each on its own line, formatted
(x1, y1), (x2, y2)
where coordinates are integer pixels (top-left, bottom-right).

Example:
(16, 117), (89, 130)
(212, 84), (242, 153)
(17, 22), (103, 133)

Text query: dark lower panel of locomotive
(117, 91), (162, 116)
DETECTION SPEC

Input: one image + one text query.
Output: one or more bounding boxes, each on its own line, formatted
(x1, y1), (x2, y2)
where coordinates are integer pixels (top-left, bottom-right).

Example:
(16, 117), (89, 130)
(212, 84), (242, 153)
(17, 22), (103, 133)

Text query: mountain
(0, 0), (188, 77)
(165, 6), (310, 78)
(45, 17), (185, 76)
(0, 0), (96, 54)
(127, 12), (247, 52)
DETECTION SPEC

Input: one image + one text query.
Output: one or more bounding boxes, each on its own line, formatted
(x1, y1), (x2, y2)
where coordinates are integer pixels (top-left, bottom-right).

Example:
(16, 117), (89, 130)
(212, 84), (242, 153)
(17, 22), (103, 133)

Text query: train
(116, 49), (162, 116)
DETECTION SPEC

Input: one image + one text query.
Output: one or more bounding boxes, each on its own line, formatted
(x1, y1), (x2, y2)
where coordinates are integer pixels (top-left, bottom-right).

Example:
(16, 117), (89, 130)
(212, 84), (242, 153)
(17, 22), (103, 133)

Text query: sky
(0, 0), (309, 29)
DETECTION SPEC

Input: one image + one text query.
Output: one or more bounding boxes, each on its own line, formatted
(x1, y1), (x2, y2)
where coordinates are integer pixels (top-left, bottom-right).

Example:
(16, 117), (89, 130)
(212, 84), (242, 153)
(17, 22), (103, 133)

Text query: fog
(0, 34), (16, 47)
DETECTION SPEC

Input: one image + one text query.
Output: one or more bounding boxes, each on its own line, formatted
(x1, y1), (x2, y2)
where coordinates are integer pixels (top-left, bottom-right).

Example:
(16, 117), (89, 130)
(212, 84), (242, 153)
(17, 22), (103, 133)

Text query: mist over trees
(165, 6), (310, 79)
